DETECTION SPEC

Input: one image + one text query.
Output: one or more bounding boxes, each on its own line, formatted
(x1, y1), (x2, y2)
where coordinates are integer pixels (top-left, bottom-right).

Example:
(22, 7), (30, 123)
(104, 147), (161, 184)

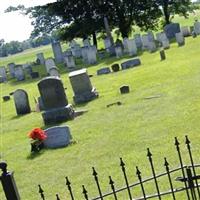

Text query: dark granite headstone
(164, 23), (180, 39)
(120, 85), (130, 94)
(13, 89), (31, 115)
(121, 59), (141, 70)
(30, 72), (39, 79)
(3, 96), (10, 101)
(160, 50), (166, 61)
(38, 77), (74, 124)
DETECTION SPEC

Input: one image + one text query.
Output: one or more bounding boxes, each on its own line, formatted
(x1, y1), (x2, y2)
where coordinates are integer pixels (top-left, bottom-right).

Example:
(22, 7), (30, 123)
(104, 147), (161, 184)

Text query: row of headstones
(0, 63), (40, 83)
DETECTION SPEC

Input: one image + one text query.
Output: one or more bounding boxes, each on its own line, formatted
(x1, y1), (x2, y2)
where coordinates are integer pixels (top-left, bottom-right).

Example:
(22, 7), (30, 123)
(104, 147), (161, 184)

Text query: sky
(0, 0), (56, 42)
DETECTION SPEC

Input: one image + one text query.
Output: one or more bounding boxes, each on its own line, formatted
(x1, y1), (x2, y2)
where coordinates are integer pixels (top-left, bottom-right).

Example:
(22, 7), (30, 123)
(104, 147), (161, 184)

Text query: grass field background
(1, 13), (200, 199)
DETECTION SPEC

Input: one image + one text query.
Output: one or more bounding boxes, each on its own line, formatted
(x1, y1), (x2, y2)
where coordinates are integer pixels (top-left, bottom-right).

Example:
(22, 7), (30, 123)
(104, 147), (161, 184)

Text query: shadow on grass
(10, 113), (31, 120)
(27, 150), (45, 160)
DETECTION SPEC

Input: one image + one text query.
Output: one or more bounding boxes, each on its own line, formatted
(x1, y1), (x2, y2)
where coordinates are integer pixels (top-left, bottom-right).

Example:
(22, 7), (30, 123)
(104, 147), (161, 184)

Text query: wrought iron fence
(1, 135), (200, 200)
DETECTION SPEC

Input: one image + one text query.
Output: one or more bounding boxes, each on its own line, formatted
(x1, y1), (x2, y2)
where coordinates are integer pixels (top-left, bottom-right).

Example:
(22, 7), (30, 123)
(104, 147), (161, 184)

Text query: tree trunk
(163, 0), (170, 25)
(92, 32), (98, 48)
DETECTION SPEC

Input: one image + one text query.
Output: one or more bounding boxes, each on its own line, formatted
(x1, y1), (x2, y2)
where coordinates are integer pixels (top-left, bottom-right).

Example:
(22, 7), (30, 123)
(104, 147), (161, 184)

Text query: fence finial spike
(136, 166), (141, 176)
(147, 148), (152, 157)
(164, 157), (169, 167)
(120, 157), (125, 167)
(109, 176), (114, 185)
(65, 176), (71, 185)
(174, 137), (180, 146)
(92, 167), (98, 176)
(185, 135), (190, 145)
(0, 161), (7, 175)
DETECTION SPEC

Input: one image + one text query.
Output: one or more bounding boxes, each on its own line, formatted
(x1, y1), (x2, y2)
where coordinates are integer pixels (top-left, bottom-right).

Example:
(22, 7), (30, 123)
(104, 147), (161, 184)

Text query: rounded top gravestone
(38, 77), (68, 110)
(13, 89), (31, 115)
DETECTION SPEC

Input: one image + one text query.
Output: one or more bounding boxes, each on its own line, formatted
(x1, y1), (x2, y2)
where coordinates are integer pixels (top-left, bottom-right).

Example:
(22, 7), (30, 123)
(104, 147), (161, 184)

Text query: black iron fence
(1, 136), (200, 200)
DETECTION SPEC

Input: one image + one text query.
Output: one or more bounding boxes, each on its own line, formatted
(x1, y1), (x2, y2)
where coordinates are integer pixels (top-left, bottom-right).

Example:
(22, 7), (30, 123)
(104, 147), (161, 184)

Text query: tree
(157, 0), (193, 25)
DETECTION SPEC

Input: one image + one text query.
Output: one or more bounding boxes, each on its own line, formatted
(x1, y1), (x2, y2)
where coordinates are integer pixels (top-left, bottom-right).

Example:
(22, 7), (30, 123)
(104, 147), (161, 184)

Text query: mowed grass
(1, 14), (200, 199)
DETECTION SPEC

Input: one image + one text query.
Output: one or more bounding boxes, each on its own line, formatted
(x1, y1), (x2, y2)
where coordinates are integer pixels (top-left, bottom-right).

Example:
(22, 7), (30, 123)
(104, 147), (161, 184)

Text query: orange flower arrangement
(28, 128), (47, 141)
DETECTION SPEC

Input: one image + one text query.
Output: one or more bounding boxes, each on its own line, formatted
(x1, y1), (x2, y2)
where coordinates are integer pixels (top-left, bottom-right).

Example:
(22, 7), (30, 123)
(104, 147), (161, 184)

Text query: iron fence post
(0, 161), (21, 200)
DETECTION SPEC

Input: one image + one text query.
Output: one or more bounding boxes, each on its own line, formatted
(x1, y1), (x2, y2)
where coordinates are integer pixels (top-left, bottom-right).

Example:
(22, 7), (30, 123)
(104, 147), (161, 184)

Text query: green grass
(1, 14), (200, 200)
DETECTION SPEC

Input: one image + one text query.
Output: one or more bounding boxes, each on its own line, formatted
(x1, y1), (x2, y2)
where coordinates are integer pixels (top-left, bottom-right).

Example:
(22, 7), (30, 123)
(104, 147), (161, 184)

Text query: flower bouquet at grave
(28, 128), (47, 152)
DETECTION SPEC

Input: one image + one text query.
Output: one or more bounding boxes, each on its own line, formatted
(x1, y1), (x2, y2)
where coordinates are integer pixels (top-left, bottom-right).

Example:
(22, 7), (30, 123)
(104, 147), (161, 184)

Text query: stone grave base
(42, 104), (75, 125)
(73, 88), (98, 104)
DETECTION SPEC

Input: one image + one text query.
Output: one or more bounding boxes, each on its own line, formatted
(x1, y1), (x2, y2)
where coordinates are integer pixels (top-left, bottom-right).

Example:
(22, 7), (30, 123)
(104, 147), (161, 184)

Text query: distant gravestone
(148, 41), (157, 53)
(87, 46), (97, 65)
(104, 38), (112, 52)
(43, 126), (72, 149)
(23, 64), (33, 75)
(160, 50), (166, 61)
(175, 32), (185, 46)
(181, 26), (191, 37)
(120, 85), (130, 94)
(8, 63), (15, 78)
(13, 89), (31, 115)
(0, 66), (7, 82)
(194, 21), (200, 35)
(14, 65), (25, 81)
(126, 39), (137, 56)
(69, 68), (98, 104)
(36, 53), (45, 65)
(64, 55), (76, 69)
(51, 41), (64, 63)
(97, 67), (111, 75)
(164, 23), (180, 39)
(49, 67), (59, 77)
(115, 46), (123, 58)
(45, 58), (56, 73)
(141, 35), (149, 50)
(134, 34), (143, 49)
(83, 39), (91, 47)
(156, 32), (170, 49)
(147, 31), (155, 42)
(121, 58), (141, 70)
(38, 77), (74, 124)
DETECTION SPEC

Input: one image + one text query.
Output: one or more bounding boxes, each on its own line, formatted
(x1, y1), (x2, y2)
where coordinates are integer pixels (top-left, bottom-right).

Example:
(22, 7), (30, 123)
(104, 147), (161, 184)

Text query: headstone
(97, 67), (111, 75)
(30, 72), (39, 79)
(134, 34), (143, 49)
(104, 38), (112, 52)
(71, 45), (82, 58)
(120, 85), (130, 94)
(194, 21), (200, 35)
(147, 31), (155, 42)
(111, 64), (120, 72)
(38, 77), (74, 124)
(69, 68), (98, 104)
(51, 41), (64, 63)
(164, 23), (180, 39)
(115, 46), (123, 58)
(14, 65), (25, 81)
(3, 96), (10, 101)
(36, 53), (45, 65)
(126, 39), (137, 56)
(121, 58), (141, 70)
(0, 66), (7, 82)
(175, 32), (185, 46)
(38, 97), (45, 111)
(141, 35), (149, 50)
(45, 58), (56, 73)
(43, 126), (72, 149)
(148, 41), (157, 53)
(181, 26), (191, 37)
(8, 63), (15, 78)
(64, 55), (76, 69)
(160, 50), (166, 61)
(83, 39), (91, 47)
(13, 89), (31, 115)
(156, 32), (170, 49)
(123, 38), (129, 53)
(23, 64), (32, 75)
(49, 67), (59, 77)
(87, 46), (97, 65)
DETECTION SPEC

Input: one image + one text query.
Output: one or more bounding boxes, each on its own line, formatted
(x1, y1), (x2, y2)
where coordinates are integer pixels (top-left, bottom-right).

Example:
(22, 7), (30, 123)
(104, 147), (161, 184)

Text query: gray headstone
(126, 39), (137, 56)
(147, 41), (157, 53)
(123, 38), (129, 53)
(45, 58), (56, 73)
(14, 65), (25, 81)
(121, 58), (141, 70)
(43, 126), (72, 149)
(87, 46), (97, 65)
(97, 67), (111, 75)
(147, 31), (155, 42)
(164, 23), (180, 39)
(141, 35), (149, 50)
(115, 46), (123, 58)
(0, 66), (7, 82)
(8, 63), (15, 78)
(69, 68), (98, 104)
(134, 34), (143, 49)
(64, 55), (76, 69)
(194, 21), (200, 35)
(181, 26), (191, 37)
(38, 77), (74, 124)
(36, 53), (45, 65)
(13, 89), (31, 115)
(83, 39), (91, 47)
(104, 38), (112, 52)
(49, 67), (59, 77)
(51, 41), (64, 63)
(175, 32), (185, 46)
